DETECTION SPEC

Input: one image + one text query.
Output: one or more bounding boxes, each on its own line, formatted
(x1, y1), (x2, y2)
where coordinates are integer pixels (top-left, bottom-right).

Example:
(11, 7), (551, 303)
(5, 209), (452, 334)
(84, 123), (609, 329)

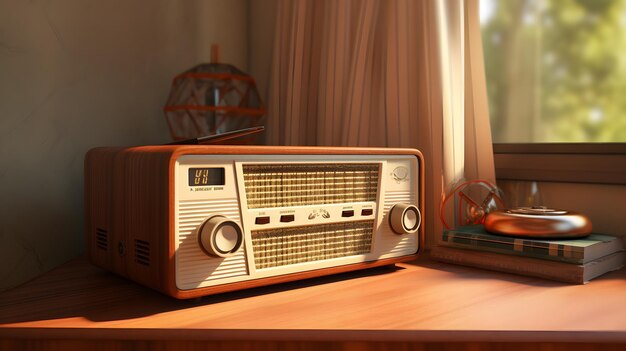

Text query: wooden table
(1, 255), (625, 350)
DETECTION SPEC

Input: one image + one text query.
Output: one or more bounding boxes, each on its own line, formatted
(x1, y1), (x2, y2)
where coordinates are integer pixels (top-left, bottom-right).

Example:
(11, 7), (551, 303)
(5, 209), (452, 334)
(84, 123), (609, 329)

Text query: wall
(0, 0), (248, 292)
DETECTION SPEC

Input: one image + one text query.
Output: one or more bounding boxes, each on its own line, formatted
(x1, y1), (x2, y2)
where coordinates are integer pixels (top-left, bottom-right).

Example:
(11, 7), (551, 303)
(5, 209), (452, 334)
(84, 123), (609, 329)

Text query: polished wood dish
(484, 207), (592, 238)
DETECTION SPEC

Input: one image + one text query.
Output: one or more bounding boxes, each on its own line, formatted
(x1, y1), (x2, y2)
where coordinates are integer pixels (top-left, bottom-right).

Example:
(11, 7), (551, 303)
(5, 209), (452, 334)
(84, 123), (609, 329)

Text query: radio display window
(188, 168), (225, 186)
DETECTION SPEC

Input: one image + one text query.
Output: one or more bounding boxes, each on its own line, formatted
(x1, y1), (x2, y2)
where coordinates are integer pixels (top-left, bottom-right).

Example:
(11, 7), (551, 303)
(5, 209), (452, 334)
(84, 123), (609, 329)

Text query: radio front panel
(174, 155), (419, 290)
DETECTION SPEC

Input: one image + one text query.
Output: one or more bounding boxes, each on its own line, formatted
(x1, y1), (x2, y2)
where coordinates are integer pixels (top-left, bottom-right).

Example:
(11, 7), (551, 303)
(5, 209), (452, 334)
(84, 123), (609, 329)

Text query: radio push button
(255, 216), (270, 225)
(389, 204), (421, 235)
(198, 216), (243, 258)
(361, 209), (373, 216)
(280, 214), (295, 223)
(341, 210), (354, 217)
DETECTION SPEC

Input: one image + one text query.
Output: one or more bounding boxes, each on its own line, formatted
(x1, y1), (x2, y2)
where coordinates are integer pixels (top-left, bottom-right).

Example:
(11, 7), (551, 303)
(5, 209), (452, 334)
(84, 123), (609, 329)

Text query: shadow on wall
(0, 0), (249, 292)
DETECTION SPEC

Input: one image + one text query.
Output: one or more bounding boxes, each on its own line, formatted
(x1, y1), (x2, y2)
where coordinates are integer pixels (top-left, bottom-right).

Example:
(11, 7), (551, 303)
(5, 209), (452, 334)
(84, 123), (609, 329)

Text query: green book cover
(441, 225), (622, 264)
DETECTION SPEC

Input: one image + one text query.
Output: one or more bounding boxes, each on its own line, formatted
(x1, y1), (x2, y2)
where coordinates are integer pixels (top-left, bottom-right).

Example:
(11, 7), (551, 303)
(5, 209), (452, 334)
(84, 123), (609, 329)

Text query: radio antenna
(166, 126), (265, 145)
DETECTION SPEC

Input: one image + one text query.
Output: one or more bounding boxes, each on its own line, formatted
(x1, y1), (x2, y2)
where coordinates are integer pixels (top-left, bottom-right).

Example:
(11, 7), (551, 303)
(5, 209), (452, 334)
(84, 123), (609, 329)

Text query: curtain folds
(268, 0), (494, 247)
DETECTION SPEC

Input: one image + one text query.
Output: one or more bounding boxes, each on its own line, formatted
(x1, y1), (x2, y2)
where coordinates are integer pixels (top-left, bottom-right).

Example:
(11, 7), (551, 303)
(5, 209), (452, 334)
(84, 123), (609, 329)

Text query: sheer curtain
(268, 0), (494, 247)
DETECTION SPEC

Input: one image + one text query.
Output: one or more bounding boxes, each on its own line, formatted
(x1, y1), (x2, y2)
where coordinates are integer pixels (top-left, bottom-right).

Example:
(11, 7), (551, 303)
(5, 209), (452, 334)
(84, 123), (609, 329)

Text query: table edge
(1, 328), (626, 343)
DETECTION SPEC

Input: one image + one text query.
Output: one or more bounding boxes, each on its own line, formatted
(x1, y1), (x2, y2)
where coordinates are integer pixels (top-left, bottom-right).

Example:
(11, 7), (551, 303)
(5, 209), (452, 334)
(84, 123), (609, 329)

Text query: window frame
(493, 143), (626, 185)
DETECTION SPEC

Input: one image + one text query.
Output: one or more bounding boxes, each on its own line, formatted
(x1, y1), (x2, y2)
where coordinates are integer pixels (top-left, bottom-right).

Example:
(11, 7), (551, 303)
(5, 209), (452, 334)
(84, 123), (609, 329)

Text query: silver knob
(389, 203), (421, 234)
(198, 216), (243, 257)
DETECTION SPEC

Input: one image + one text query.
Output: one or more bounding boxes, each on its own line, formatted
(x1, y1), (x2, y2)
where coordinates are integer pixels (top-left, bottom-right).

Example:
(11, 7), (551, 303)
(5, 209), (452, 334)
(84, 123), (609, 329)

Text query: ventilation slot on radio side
(135, 239), (150, 266)
(242, 164), (379, 209)
(95, 228), (108, 251)
(252, 220), (374, 269)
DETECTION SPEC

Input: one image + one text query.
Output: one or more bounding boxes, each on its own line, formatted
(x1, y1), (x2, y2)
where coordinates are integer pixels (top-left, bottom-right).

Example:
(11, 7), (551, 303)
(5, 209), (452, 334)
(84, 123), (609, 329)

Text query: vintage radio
(85, 145), (424, 299)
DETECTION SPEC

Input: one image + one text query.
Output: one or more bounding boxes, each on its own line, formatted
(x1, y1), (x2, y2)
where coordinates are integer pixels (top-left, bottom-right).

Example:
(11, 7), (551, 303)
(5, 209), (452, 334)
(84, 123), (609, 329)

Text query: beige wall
(0, 0), (248, 292)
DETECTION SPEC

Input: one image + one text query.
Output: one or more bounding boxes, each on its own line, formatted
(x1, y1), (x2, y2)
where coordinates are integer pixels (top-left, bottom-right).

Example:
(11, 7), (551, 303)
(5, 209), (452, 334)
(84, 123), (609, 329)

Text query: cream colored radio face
(174, 155), (419, 290)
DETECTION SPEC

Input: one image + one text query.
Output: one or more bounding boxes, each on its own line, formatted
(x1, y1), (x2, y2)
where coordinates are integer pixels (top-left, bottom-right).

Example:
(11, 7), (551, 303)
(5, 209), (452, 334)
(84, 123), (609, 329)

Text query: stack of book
(431, 225), (624, 284)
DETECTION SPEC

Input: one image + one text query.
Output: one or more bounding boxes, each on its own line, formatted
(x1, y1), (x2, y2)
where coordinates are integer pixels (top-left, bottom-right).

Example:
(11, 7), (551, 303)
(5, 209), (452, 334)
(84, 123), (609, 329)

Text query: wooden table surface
(1, 255), (625, 349)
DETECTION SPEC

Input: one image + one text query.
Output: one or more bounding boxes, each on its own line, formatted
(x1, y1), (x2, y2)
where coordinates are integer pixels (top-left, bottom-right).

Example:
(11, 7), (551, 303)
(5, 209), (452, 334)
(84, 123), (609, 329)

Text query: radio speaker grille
(135, 239), (150, 266)
(95, 228), (108, 251)
(242, 164), (379, 209)
(252, 220), (374, 269)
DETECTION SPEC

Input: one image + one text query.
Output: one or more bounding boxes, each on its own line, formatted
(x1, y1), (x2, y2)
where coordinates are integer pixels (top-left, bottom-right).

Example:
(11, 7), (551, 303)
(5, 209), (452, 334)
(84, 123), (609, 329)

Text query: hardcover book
(430, 246), (624, 284)
(441, 225), (623, 264)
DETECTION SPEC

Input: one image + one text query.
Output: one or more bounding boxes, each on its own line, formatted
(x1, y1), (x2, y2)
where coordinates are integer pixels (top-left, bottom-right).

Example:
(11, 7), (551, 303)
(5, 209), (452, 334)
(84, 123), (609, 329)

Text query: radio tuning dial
(392, 166), (409, 181)
(198, 216), (243, 258)
(389, 203), (421, 235)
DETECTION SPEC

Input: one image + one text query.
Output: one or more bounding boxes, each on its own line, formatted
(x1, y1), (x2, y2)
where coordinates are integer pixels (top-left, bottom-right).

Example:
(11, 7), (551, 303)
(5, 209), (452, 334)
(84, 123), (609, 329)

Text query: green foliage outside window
(481, 0), (626, 142)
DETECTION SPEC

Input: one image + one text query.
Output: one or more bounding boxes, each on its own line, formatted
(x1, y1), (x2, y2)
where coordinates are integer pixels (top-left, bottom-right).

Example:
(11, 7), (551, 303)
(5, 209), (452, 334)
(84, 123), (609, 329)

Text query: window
(481, 0), (626, 143)
(480, 0), (626, 184)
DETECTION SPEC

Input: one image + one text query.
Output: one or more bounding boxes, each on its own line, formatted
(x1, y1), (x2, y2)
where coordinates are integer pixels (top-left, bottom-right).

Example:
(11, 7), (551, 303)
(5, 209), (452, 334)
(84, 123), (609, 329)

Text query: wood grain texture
(85, 147), (173, 295)
(0, 256), (625, 348)
(3, 340), (626, 351)
(85, 145), (425, 299)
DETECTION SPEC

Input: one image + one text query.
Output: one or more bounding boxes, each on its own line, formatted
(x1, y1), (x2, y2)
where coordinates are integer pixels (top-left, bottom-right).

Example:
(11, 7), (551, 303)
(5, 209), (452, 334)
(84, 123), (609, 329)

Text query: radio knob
(389, 203), (421, 234)
(198, 216), (243, 258)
